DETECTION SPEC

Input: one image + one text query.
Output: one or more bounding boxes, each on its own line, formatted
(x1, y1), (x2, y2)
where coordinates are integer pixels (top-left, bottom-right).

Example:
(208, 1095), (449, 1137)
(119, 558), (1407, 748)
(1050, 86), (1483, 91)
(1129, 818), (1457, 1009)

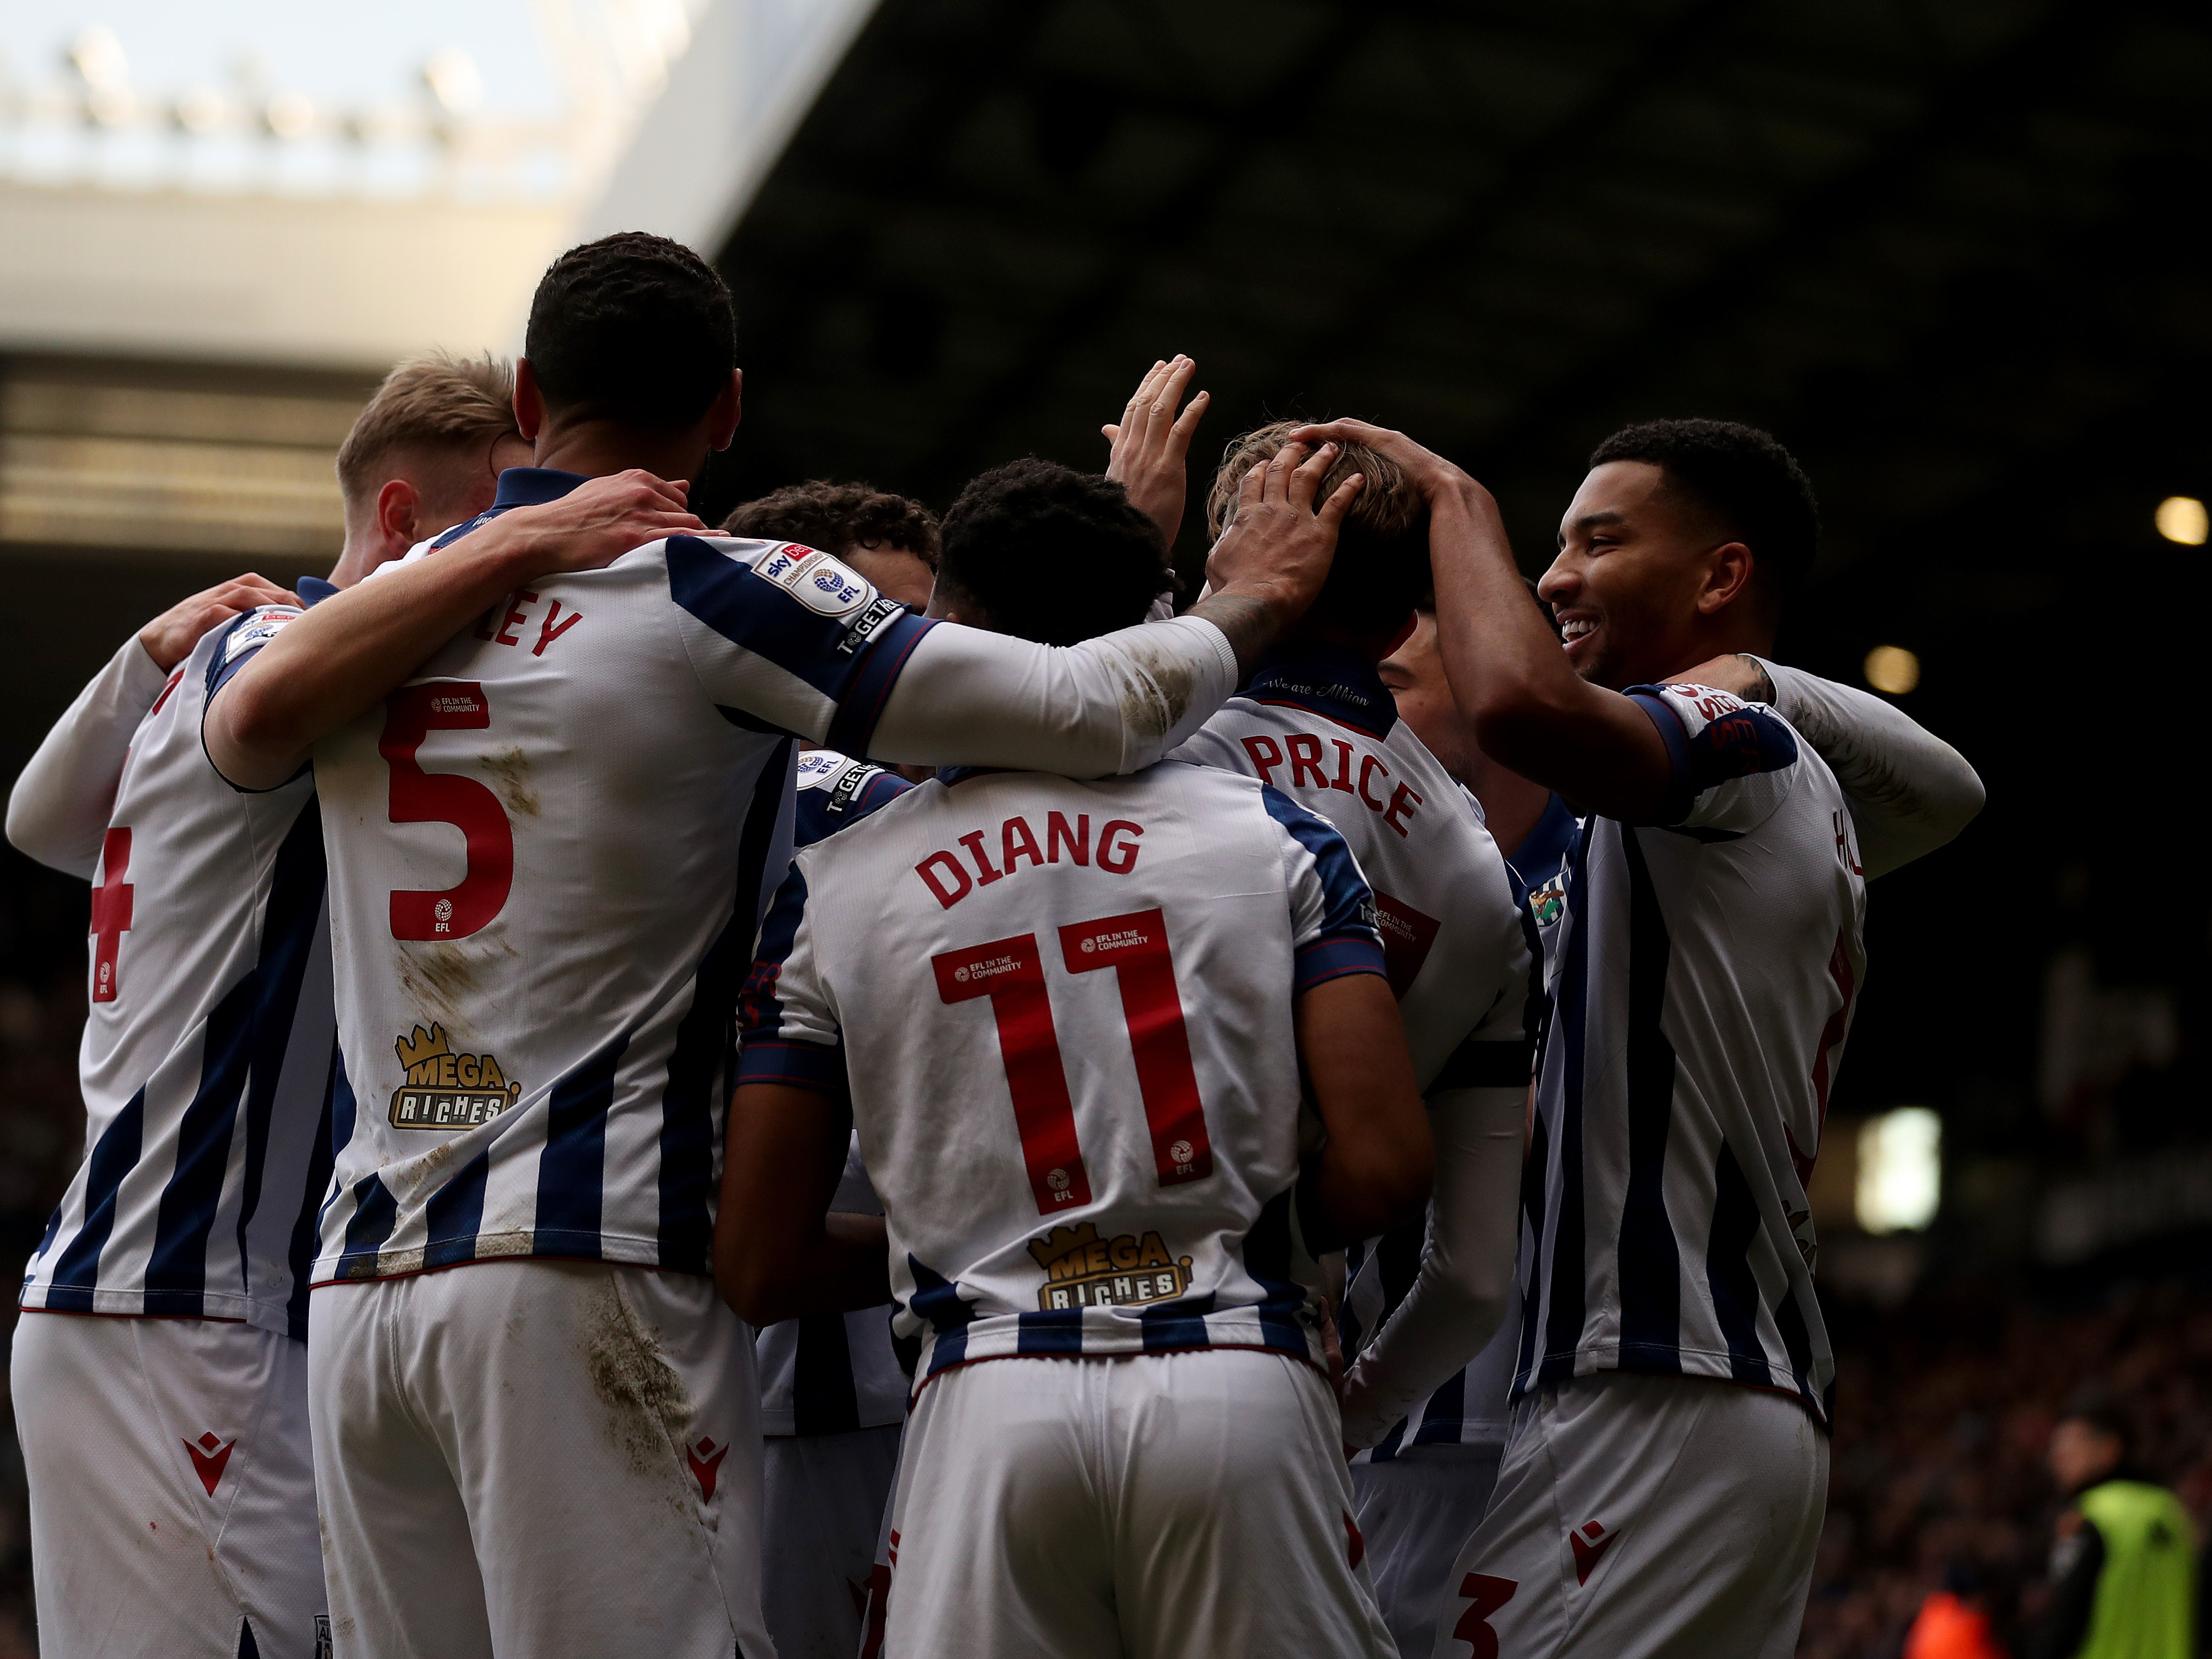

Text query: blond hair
(1205, 421), (1421, 545)
(335, 350), (519, 513)
(1206, 421), (1431, 637)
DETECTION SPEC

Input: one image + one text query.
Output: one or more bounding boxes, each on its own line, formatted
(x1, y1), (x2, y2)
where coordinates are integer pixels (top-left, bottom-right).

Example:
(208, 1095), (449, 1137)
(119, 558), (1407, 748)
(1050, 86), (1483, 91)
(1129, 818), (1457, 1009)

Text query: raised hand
(1103, 355), (1210, 549)
(1188, 441), (1364, 673)
(488, 469), (706, 579)
(138, 573), (300, 670)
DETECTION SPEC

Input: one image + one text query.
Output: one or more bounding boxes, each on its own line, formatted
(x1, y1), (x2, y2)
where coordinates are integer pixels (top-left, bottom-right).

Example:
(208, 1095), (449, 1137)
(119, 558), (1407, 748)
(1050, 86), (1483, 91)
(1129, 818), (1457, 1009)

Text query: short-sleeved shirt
(737, 759), (1385, 1397)
(1514, 683), (1866, 1425)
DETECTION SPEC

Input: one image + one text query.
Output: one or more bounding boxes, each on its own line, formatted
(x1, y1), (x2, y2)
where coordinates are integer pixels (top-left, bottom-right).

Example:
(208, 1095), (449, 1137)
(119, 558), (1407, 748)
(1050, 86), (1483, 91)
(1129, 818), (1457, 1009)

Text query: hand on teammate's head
(1200, 439), (1363, 627)
(492, 468), (706, 579)
(1210, 421), (1433, 651)
(1287, 418), (1474, 506)
(137, 573), (300, 672)
(1103, 354), (1209, 550)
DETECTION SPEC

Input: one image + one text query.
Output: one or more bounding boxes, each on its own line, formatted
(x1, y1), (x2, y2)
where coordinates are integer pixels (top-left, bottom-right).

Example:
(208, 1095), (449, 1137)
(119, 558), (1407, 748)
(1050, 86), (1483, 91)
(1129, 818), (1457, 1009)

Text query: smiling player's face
(1540, 460), (1727, 692)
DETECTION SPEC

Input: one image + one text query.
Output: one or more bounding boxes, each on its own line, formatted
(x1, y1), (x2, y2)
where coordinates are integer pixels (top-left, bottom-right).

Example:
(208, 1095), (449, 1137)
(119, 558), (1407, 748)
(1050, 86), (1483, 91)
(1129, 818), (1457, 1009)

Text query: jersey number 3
(380, 683), (513, 940)
(933, 908), (1213, 1216)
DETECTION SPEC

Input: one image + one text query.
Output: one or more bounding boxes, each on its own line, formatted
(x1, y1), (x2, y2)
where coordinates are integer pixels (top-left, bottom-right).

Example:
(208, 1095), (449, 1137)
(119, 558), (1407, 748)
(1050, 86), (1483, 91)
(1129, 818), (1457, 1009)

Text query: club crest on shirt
(388, 1023), (523, 1129)
(751, 544), (877, 620)
(1526, 874), (1567, 930)
(1028, 1222), (1192, 1311)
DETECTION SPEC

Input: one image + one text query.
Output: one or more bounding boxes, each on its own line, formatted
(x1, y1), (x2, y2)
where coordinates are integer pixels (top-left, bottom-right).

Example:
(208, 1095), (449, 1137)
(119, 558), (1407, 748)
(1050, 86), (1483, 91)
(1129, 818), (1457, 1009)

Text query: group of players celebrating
(7, 230), (1983, 1659)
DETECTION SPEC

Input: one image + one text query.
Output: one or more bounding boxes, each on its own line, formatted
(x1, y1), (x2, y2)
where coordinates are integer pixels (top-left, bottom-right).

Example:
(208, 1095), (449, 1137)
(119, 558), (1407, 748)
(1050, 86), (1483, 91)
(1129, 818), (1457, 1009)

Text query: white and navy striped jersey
(1172, 640), (1535, 1452)
(756, 749), (911, 1438)
(791, 748), (911, 849)
(213, 468), (1237, 1288)
(1172, 642), (1531, 1090)
(1352, 791), (1579, 1459)
(737, 760), (1386, 1397)
(1515, 683), (1865, 1425)
(13, 598), (340, 1340)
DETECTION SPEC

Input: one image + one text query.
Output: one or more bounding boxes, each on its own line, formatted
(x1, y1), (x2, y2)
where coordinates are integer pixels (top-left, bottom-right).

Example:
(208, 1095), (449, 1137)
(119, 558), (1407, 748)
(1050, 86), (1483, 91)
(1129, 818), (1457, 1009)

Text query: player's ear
(513, 359), (546, 441)
(375, 477), (423, 555)
(707, 369), (742, 453)
(1698, 541), (1754, 615)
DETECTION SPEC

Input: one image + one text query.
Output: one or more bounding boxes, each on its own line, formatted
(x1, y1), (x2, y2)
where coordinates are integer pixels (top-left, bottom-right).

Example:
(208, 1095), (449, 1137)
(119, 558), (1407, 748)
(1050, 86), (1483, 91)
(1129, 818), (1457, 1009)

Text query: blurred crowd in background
(1807, 1283), (2212, 1659)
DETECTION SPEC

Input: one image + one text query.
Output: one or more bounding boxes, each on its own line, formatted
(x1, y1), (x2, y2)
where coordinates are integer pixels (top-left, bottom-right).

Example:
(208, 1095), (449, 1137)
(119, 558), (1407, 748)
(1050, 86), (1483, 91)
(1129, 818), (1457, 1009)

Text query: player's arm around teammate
(203, 467), (705, 788)
(208, 401), (1363, 797)
(6, 573), (293, 873)
(8, 350), (531, 1659)
(1666, 650), (1983, 875)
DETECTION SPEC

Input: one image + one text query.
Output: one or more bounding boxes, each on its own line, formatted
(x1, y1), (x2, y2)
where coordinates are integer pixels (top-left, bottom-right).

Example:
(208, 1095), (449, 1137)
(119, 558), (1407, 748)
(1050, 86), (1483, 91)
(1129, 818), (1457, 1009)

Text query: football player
(720, 454), (1411, 1659)
(200, 233), (1361, 1658)
(722, 481), (935, 1659)
(724, 480), (939, 613)
(5, 351), (530, 1659)
(1368, 590), (1980, 1655)
(1290, 414), (1976, 1659)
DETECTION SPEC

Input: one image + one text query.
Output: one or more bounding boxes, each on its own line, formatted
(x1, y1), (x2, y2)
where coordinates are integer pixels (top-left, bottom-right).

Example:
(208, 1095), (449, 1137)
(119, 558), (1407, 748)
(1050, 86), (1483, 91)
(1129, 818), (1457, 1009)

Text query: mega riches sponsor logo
(388, 1022), (523, 1129)
(1027, 1221), (1193, 1311)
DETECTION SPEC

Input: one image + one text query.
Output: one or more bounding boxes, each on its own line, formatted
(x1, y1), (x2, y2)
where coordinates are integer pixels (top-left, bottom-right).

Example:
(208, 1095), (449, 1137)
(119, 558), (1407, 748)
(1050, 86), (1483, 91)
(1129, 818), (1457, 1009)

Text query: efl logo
(753, 545), (876, 620)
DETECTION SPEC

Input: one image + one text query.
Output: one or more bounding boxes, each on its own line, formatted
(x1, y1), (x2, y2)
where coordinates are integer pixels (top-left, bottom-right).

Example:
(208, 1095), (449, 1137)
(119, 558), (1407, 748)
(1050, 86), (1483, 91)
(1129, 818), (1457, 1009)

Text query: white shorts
(9, 1310), (326, 1658)
(761, 1424), (902, 1659)
(1430, 1372), (1828, 1659)
(308, 1259), (770, 1659)
(883, 1349), (1394, 1659)
(1352, 1442), (1504, 1659)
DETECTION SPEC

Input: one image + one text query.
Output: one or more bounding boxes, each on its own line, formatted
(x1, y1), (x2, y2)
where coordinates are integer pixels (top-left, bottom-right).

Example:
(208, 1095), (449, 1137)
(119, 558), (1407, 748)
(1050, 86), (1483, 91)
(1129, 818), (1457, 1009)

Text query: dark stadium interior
(700, 0), (2212, 1248)
(4, 1), (2210, 1652)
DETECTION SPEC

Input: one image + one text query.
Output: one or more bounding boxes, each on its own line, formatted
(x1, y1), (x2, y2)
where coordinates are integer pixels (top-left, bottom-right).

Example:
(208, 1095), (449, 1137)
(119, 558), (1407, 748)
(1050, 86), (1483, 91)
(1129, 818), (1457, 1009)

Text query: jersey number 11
(933, 907), (1213, 1216)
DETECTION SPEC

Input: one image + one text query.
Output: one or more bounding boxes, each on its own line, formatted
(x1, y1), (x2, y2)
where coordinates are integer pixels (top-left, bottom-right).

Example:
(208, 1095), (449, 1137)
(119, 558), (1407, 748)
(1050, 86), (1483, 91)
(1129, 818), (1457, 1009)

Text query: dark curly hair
(1208, 421), (1430, 642)
(1588, 418), (1819, 596)
(722, 480), (941, 568)
(524, 232), (734, 431)
(936, 459), (1171, 647)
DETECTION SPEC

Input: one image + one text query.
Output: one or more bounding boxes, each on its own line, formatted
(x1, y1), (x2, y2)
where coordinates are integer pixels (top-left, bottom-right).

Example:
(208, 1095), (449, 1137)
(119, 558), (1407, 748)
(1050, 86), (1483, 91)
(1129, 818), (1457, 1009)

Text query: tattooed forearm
(1187, 590), (1281, 678)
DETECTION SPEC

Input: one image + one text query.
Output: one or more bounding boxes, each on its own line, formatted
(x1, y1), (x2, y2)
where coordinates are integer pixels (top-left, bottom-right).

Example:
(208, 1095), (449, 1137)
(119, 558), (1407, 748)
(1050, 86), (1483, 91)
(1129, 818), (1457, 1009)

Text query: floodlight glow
(423, 49), (484, 117)
(174, 90), (229, 136)
(1855, 1108), (1941, 1234)
(69, 26), (129, 94)
(265, 93), (315, 139)
(1864, 645), (1920, 696)
(2156, 496), (2208, 546)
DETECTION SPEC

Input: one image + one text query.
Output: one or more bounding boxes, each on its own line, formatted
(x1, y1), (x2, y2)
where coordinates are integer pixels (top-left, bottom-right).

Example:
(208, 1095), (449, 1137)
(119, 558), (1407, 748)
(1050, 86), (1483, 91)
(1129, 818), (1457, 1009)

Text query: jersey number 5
(933, 907), (1213, 1216)
(380, 683), (513, 940)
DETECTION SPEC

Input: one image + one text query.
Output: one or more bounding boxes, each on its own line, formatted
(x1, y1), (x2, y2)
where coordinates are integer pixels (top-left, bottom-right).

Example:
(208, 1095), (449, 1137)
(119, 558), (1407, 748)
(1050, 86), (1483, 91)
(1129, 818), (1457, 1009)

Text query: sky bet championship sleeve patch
(750, 543), (878, 620)
(220, 604), (303, 664)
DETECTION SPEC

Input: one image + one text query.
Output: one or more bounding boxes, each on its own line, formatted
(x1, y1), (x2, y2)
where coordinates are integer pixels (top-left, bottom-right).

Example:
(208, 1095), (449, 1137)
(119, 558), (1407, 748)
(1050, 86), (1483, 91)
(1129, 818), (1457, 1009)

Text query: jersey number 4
(380, 683), (513, 940)
(933, 908), (1212, 1215)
